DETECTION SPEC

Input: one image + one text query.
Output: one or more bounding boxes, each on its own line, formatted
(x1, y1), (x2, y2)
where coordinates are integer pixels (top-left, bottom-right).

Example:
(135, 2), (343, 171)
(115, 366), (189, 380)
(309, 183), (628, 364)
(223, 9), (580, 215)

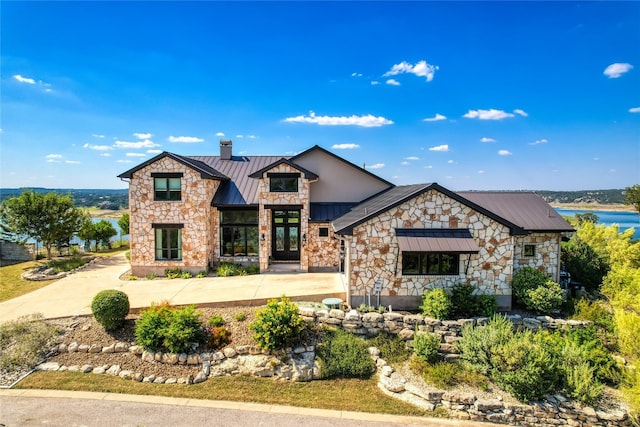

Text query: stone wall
(0, 240), (34, 261)
(307, 222), (340, 272)
(128, 156), (219, 276)
(514, 233), (562, 282)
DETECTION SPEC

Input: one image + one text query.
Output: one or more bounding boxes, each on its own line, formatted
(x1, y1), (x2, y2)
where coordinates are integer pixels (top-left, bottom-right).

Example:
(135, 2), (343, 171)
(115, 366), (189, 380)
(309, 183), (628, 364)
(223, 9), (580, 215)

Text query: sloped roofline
(334, 183), (528, 235)
(290, 145), (394, 188)
(117, 151), (229, 180)
(247, 158), (319, 179)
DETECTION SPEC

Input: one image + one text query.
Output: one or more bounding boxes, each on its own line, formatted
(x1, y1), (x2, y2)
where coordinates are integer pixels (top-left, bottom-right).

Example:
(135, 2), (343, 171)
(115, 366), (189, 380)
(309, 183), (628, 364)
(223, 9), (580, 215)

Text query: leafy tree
(77, 213), (96, 251)
(561, 236), (609, 291)
(575, 212), (599, 225)
(623, 184), (640, 215)
(93, 220), (117, 249)
(0, 190), (84, 259)
(118, 213), (130, 236)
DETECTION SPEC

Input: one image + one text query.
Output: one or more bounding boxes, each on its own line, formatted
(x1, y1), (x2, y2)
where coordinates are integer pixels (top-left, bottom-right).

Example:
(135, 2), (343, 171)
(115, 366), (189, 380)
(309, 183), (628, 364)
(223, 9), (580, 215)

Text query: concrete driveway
(0, 254), (347, 322)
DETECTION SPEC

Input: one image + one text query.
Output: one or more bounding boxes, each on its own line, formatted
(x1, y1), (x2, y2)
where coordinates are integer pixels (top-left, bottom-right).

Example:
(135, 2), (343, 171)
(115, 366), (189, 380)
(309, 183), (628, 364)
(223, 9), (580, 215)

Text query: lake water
(554, 208), (640, 240)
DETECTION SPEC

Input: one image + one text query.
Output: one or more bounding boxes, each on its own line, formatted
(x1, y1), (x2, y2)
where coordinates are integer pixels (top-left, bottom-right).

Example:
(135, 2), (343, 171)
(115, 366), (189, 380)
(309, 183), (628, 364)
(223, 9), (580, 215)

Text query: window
(402, 252), (459, 275)
(268, 173), (299, 192)
(152, 173), (182, 201)
(154, 225), (182, 260)
(524, 245), (536, 257)
(318, 227), (329, 237)
(220, 210), (258, 256)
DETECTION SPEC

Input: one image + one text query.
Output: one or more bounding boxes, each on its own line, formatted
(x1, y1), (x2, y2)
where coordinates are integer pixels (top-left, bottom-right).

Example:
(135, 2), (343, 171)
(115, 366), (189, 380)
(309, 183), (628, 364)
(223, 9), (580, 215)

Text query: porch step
(264, 262), (303, 273)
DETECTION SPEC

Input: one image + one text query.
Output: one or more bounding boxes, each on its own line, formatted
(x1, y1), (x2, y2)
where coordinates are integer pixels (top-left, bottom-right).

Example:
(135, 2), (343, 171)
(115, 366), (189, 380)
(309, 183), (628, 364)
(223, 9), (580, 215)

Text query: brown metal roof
(457, 191), (574, 232)
(396, 228), (480, 253)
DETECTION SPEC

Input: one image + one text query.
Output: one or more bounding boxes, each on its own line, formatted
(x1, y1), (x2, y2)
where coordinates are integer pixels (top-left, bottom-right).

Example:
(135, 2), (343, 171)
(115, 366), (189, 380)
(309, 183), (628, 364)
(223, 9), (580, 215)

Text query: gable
(291, 145), (393, 203)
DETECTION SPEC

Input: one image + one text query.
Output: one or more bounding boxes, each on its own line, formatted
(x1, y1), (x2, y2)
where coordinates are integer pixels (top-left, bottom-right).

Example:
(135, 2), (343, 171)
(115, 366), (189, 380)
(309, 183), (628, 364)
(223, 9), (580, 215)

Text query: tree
(117, 213), (130, 245)
(624, 184), (640, 216)
(0, 190), (84, 259)
(93, 220), (117, 249)
(77, 213), (96, 251)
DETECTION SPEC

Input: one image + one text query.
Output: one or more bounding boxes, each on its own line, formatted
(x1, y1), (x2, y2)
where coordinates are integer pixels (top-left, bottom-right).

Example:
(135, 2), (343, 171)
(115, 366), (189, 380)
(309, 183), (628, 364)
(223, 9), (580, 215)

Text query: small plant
(420, 288), (452, 320)
(357, 303), (374, 313)
(511, 266), (549, 308)
(410, 358), (489, 390)
(0, 314), (60, 371)
(456, 314), (514, 375)
(145, 272), (157, 280)
(135, 303), (206, 353)
(180, 271), (193, 279)
(234, 312), (247, 322)
(196, 270), (208, 278)
(368, 332), (411, 364)
(244, 264), (260, 275)
(316, 328), (375, 379)
(47, 256), (89, 273)
(216, 263), (238, 277)
(250, 296), (305, 352)
(91, 290), (130, 331)
(207, 326), (232, 350)
(208, 315), (225, 327)
(164, 268), (183, 279)
(525, 280), (565, 314)
(128, 275), (138, 281)
(413, 332), (441, 364)
(377, 305), (387, 314)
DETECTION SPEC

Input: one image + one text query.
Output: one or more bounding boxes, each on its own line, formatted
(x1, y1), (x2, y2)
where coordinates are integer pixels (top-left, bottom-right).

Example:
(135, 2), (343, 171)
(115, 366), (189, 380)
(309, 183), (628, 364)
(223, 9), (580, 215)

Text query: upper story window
(152, 173), (183, 201)
(268, 173), (299, 192)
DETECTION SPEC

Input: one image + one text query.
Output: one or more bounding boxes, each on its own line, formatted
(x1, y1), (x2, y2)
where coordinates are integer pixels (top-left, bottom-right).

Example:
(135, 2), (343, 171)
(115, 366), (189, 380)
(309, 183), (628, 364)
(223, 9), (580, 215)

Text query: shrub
(216, 263), (238, 277)
(457, 314), (513, 375)
(559, 342), (604, 404)
(450, 283), (477, 318)
(91, 290), (130, 331)
(208, 315), (225, 327)
(250, 296), (305, 351)
(525, 280), (565, 314)
(410, 358), (489, 390)
(164, 268), (182, 279)
(491, 330), (558, 402)
(47, 256), (89, 273)
(475, 294), (498, 317)
(317, 328), (375, 379)
(196, 270), (208, 278)
(234, 312), (247, 322)
(413, 332), (441, 364)
(420, 288), (452, 320)
(207, 326), (232, 350)
(0, 314), (60, 371)
(135, 304), (206, 353)
(244, 264), (260, 275)
(180, 271), (193, 279)
(368, 331), (411, 364)
(145, 272), (157, 280)
(511, 266), (548, 308)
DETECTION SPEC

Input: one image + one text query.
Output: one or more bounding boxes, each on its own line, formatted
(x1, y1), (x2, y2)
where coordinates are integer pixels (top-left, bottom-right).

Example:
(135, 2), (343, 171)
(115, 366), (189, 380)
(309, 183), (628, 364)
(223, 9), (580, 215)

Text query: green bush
(180, 271), (193, 279)
(491, 330), (558, 402)
(164, 268), (182, 279)
(450, 283), (477, 318)
(559, 342), (604, 404)
(135, 303), (206, 353)
(368, 331), (411, 364)
(317, 328), (375, 379)
(410, 358), (489, 390)
(91, 290), (130, 331)
(475, 294), (498, 317)
(249, 296), (305, 351)
(196, 270), (208, 278)
(525, 280), (565, 314)
(216, 262), (238, 277)
(208, 315), (225, 327)
(457, 314), (513, 375)
(413, 332), (441, 364)
(234, 312), (247, 322)
(145, 272), (157, 280)
(47, 256), (89, 272)
(420, 288), (452, 320)
(207, 326), (232, 350)
(511, 266), (548, 308)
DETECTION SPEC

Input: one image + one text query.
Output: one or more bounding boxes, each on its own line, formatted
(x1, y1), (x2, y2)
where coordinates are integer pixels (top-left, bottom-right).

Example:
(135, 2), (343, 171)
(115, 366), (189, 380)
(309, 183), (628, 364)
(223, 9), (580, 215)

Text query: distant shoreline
(551, 203), (635, 213)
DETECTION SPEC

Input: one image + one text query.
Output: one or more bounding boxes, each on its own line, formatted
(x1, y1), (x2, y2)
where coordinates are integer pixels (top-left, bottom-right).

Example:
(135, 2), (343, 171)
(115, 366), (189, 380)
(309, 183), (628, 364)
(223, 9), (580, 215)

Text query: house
(118, 140), (573, 310)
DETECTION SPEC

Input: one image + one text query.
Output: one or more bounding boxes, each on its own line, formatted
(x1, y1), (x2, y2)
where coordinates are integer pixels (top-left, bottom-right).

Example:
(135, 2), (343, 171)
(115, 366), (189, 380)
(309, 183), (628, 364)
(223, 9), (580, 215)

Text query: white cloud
(480, 137), (496, 143)
(247, 135), (257, 139)
(236, 134), (244, 138)
(513, 109), (528, 117)
(366, 163), (385, 169)
(629, 107), (640, 113)
(283, 111), (393, 127)
(478, 170), (485, 174)
(604, 63), (633, 78)
(100, 153), (111, 157)
(83, 143), (113, 151)
(92, 134), (105, 138)
(498, 150), (512, 156)
(383, 60), (439, 82)
(404, 156), (419, 161)
(168, 136), (204, 143)
(428, 144), (449, 152)
(216, 132), (225, 137)
(351, 72), (363, 77)
(117, 159), (133, 163)
(371, 81), (380, 85)
(147, 149), (162, 154)
(126, 152), (146, 157)
(13, 74), (36, 84)
(448, 160), (455, 164)
(65, 160), (81, 164)
(529, 138), (548, 145)
(401, 161), (410, 165)
(385, 79), (400, 86)
(133, 133), (152, 139)
(332, 143), (360, 149)
(464, 109), (515, 120)
(45, 154), (62, 163)
(424, 165), (433, 169)
(423, 114), (447, 122)
(114, 139), (159, 149)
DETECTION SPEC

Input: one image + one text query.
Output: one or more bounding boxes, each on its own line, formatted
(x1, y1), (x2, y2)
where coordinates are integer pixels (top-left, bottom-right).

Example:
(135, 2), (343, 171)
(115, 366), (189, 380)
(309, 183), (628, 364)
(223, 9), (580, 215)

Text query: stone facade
(128, 157), (219, 276)
(346, 189), (517, 309)
(307, 222), (341, 272)
(514, 233), (562, 281)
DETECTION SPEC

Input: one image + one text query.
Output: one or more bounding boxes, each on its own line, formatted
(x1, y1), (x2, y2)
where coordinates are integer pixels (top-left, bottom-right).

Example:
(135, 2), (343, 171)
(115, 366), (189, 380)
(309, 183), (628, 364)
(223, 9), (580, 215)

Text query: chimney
(220, 139), (232, 160)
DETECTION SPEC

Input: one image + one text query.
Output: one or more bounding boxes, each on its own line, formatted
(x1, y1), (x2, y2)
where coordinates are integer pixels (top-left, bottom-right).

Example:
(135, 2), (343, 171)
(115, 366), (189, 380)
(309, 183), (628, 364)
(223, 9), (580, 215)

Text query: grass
(0, 248), (129, 302)
(16, 372), (438, 417)
(410, 356), (489, 390)
(0, 314), (60, 370)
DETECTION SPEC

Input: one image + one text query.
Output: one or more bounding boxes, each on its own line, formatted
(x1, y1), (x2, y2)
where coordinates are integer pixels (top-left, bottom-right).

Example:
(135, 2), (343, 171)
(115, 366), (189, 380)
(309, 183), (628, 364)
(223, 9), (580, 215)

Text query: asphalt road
(0, 391), (492, 427)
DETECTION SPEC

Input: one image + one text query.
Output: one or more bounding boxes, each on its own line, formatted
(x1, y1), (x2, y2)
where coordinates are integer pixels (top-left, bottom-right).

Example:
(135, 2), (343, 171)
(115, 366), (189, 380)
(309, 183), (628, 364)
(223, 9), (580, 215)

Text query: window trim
(401, 252), (460, 276)
(524, 244), (536, 257)
(154, 226), (183, 261)
(219, 209), (259, 257)
(318, 227), (329, 238)
(268, 173), (299, 193)
(153, 175), (182, 201)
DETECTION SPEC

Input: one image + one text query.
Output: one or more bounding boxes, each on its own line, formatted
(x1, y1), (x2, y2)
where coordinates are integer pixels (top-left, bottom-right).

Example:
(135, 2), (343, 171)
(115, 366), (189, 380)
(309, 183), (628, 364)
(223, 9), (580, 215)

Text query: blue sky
(1, 1), (639, 191)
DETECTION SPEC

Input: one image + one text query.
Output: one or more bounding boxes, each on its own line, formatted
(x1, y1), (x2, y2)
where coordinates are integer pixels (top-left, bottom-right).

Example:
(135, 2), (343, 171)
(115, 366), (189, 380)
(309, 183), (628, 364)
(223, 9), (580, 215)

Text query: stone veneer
(128, 157), (219, 276)
(345, 189), (563, 311)
(514, 233), (562, 282)
(307, 222), (341, 272)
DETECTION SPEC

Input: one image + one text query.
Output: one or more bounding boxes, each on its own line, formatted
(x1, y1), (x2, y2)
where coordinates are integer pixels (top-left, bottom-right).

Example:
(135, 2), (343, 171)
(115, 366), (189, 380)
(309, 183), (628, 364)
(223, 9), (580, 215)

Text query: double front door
(272, 209), (300, 261)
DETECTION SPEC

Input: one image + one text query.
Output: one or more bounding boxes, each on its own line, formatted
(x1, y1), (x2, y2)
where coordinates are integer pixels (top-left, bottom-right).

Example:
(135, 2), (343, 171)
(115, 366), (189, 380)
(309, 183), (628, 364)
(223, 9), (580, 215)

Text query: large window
(269, 173), (299, 192)
(220, 210), (258, 256)
(402, 252), (459, 275)
(153, 173), (182, 201)
(154, 225), (182, 260)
